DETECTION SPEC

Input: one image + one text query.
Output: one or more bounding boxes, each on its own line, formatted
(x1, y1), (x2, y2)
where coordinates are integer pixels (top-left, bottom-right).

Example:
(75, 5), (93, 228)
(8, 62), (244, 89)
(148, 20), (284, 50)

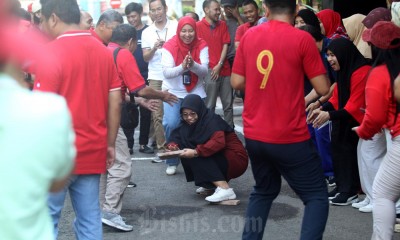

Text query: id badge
(183, 72), (191, 85)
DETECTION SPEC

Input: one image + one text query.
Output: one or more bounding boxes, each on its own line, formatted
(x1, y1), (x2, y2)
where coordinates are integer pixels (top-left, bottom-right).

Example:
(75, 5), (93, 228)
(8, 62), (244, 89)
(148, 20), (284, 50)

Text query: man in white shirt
(142, 0), (178, 173)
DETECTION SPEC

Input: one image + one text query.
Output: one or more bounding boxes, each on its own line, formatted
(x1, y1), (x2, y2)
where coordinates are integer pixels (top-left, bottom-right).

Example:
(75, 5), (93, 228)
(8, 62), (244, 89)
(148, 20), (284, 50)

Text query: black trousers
(138, 105), (151, 146)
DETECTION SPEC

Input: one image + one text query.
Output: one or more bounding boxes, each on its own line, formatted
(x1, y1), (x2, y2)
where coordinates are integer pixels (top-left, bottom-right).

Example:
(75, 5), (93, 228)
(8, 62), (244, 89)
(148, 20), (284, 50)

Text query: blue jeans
(163, 99), (183, 166)
(48, 174), (102, 240)
(242, 139), (329, 240)
(307, 122), (334, 177)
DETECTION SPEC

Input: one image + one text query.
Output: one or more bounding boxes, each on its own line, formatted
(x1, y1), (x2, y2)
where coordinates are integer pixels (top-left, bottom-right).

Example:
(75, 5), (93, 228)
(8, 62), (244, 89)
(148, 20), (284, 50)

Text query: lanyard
(156, 28), (168, 41)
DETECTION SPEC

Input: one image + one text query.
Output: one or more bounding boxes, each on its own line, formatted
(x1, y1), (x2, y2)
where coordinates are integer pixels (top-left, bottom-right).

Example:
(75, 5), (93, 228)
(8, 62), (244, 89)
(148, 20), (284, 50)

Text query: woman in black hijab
(295, 8), (321, 33)
(167, 94), (248, 203)
(308, 38), (370, 206)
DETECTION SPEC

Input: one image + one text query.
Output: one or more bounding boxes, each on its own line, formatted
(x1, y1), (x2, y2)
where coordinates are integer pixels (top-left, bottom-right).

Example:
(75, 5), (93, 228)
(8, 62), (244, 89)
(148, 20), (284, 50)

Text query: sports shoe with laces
(139, 145), (154, 154)
(151, 158), (164, 163)
(328, 187), (339, 200)
(330, 192), (358, 206)
(126, 182), (136, 188)
(359, 203), (373, 213)
(352, 197), (370, 209)
(166, 166), (177, 175)
(101, 212), (133, 231)
(326, 176), (336, 187)
(205, 187), (236, 202)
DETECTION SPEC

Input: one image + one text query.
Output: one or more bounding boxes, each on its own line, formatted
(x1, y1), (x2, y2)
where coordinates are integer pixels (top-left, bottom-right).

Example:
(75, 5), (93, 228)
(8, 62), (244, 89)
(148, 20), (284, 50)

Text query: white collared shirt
(141, 18), (178, 81)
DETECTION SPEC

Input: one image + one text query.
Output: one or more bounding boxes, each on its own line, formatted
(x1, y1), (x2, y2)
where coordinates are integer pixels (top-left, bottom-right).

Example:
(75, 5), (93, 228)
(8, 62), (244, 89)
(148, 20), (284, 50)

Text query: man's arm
(234, 41), (240, 51)
(211, 43), (228, 80)
(136, 86), (178, 106)
(106, 90), (122, 168)
(143, 48), (157, 63)
(309, 74), (330, 97)
(231, 73), (245, 90)
(143, 39), (165, 62)
(229, 6), (245, 25)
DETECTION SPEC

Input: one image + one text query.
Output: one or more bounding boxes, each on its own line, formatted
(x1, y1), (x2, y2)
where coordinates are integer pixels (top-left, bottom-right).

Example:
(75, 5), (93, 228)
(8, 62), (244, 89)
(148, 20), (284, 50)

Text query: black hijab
(169, 94), (233, 149)
(327, 38), (368, 108)
(296, 9), (321, 33)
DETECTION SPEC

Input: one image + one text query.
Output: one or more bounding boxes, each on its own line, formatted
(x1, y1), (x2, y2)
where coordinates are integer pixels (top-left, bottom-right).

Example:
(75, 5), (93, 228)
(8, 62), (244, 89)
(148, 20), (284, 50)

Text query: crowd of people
(2, 0), (400, 239)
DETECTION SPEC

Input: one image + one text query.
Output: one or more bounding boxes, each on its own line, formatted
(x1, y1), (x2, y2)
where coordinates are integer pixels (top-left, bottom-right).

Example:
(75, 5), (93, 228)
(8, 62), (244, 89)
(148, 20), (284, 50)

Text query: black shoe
(326, 176), (336, 187)
(127, 182), (136, 188)
(129, 148), (133, 155)
(330, 192), (358, 206)
(328, 187), (338, 200)
(139, 145), (154, 154)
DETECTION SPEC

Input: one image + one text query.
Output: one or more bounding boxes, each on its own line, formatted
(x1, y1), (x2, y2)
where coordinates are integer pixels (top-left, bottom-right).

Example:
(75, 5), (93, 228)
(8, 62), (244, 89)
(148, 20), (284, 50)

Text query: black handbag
(113, 48), (139, 129)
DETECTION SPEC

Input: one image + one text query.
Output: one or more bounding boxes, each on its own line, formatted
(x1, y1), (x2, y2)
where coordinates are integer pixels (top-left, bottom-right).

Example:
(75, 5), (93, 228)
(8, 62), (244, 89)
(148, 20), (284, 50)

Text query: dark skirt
(181, 152), (228, 189)
(331, 120), (360, 193)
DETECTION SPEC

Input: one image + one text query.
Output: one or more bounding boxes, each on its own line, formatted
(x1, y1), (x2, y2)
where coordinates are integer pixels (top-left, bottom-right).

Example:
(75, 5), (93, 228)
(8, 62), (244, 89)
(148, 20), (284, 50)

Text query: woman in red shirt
(308, 38), (370, 205)
(356, 21), (400, 240)
(166, 94), (248, 203)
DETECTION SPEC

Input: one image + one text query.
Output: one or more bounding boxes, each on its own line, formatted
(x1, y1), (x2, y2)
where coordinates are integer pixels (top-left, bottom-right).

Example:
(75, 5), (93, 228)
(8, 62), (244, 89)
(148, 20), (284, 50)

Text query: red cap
(362, 21), (400, 49)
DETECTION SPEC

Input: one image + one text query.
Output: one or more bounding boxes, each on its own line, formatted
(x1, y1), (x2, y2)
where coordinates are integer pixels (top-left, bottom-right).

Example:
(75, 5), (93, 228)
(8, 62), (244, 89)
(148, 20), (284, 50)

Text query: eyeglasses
(150, 7), (164, 14)
(182, 112), (197, 119)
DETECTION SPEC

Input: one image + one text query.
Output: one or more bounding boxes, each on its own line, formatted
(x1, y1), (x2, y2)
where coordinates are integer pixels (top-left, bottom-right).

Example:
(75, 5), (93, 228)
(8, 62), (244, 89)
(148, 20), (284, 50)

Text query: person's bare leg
(213, 181), (230, 189)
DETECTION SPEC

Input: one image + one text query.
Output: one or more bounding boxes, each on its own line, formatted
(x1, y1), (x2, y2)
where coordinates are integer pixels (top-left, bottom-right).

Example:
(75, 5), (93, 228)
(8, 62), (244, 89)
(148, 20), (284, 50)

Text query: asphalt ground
(57, 98), (400, 240)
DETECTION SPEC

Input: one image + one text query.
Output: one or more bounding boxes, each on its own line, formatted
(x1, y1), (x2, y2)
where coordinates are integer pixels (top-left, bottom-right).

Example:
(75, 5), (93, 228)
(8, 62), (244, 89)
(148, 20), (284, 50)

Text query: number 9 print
(257, 50), (274, 89)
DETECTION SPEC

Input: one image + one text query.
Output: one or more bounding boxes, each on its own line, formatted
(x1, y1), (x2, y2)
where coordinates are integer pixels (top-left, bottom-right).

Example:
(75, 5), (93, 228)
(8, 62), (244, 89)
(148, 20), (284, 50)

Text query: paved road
(57, 110), (400, 240)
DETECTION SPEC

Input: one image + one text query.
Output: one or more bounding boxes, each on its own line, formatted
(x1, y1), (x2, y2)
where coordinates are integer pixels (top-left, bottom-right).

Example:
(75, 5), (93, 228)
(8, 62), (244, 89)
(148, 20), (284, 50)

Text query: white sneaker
(101, 212), (133, 231)
(205, 187), (236, 202)
(166, 166), (177, 175)
(359, 203), (373, 213)
(352, 197), (370, 209)
(395, 224), (400, 233)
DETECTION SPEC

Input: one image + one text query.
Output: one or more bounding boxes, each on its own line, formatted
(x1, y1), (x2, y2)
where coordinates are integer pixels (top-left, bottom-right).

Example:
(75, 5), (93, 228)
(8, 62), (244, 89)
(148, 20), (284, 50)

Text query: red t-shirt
(328, 65), (370, 124)
(196, 18), (231, 76)
(90, 28), (106, 45)
(357, 65), (400, 139)
(234, 19), (259, 43)
(108, 42), (146, 96)
(34, 31), (121, 174)
(232, 20), (326, 144)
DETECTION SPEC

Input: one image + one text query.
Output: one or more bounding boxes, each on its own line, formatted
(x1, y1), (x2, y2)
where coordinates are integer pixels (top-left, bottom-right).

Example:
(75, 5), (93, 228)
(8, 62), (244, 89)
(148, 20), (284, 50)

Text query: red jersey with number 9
(232, 20), (326, 144)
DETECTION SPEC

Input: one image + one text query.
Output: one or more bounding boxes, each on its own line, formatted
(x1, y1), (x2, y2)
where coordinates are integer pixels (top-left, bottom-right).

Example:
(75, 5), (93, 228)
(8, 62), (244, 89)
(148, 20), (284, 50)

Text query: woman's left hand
(180, 148), (198, 158)
(312, 111), (330, 128)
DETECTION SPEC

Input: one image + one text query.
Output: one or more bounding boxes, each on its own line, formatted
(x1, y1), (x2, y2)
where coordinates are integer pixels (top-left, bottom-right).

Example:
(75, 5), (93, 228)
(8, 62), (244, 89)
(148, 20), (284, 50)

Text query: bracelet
(219, 61), (223, 66)
(317, 99), (323, 105)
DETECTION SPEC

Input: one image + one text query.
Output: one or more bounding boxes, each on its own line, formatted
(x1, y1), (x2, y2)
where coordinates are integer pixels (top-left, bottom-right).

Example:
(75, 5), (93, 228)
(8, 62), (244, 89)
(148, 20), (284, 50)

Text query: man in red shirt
(91, 9), (123, 45)
(196, 0), (234, 127)
(234, 0), (260, 50)
(231, 0), (330, 239)
(34, 0), (121, 239)
(100, 23), (178, 231)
